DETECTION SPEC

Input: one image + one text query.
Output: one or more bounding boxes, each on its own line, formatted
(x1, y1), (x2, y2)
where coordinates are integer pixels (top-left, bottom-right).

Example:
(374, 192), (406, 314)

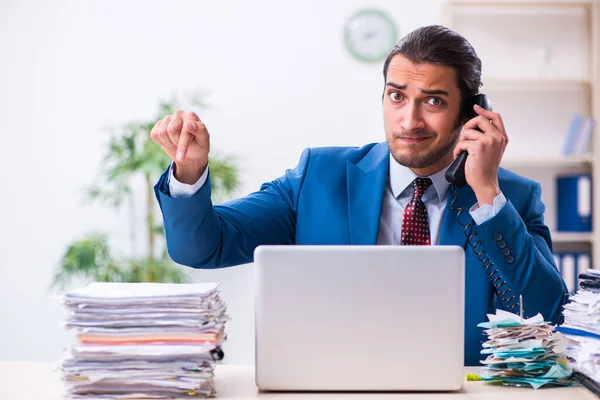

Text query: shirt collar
(388, 156), (452, 202)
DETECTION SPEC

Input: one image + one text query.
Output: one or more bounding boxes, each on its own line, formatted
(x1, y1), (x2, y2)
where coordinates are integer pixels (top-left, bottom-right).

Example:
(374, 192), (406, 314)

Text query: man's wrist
(474, 184), (500, 207)
(173, 162), (208, 185)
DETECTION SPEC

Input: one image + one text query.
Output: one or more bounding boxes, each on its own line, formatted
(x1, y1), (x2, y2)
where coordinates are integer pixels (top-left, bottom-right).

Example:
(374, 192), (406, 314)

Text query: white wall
(0, 0), (445, 364)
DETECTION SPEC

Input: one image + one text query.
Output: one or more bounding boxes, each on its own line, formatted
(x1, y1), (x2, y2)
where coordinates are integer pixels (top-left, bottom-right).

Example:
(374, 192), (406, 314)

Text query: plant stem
(129, 192), (137, 257)
(145, 172), (155, 262)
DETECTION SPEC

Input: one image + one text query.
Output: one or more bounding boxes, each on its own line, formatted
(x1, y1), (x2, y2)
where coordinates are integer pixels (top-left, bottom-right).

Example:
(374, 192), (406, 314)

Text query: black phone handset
(445, 94), (492, 188)
(445, 93), (521, 313)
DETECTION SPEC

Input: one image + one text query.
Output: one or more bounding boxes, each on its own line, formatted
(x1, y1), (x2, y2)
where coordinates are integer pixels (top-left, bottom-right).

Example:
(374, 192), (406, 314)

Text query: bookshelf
(482, 78), (591, 91)
(501, 155), (594, 169)
(443, 1), (600, 275)
(551, 232), (595, 244)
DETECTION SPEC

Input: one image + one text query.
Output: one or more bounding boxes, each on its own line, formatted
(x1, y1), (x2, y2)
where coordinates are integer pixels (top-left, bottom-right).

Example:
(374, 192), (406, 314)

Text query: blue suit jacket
(154, 142), (568, 366)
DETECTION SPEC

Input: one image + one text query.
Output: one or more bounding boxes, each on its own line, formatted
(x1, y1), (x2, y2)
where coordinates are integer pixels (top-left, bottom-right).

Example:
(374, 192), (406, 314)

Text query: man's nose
(400, 103), (426, 133)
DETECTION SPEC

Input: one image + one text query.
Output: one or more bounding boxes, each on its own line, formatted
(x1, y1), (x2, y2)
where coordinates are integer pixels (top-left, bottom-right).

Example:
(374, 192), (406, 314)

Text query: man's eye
(390, 92), (403, 102)
(427, 97), (443, 106)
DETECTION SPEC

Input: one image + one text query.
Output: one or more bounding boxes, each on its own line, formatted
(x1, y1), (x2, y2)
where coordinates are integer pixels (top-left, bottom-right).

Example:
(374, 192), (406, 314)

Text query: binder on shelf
(561, 253), (576, 293)
(556, 174), (592, 232)
(555, 252), (593, 293)
(579, 253), (591, 274)
(572, 117), (595, 155)
(561, 114), (584, 155)
(561, 115), (595, 156)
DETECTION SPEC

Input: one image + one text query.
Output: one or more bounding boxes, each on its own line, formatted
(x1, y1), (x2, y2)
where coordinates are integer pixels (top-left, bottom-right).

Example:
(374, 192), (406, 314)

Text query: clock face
(344, 9), (398, 63)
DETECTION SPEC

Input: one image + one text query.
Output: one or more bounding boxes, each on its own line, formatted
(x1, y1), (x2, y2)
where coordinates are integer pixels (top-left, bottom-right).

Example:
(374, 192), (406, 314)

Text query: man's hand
(150, 110), (210, 184)
(453, 104), (508, 206)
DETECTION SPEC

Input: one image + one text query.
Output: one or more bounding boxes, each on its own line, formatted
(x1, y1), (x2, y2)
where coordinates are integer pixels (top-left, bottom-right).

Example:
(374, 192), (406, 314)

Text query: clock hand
(362, 30), (377, 40)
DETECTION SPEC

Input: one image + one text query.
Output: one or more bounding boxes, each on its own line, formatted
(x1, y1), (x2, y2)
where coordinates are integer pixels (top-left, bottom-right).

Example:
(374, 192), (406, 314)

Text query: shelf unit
(552, 232), (595, 244)
(444, 1), (600, 280)
(501, 155), (594, 169)
(482, 78), (592, 90)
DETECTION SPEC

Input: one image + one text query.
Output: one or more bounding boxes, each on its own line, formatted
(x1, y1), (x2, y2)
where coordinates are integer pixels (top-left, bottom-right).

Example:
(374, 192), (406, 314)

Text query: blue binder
(557, 174), (593, 232)
(555, 252), (592, 293)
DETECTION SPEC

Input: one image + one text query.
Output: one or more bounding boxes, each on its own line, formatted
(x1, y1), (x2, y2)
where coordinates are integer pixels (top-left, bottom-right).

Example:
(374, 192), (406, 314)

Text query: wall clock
(343, 9), (398, 63)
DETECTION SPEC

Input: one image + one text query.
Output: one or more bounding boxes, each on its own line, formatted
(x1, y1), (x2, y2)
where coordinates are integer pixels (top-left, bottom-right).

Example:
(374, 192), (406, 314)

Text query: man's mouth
(398, 136), (433, 144)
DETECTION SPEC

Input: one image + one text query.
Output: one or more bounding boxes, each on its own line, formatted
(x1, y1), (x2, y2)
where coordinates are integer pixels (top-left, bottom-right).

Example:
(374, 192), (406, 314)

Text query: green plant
(51, 92), (240, 290)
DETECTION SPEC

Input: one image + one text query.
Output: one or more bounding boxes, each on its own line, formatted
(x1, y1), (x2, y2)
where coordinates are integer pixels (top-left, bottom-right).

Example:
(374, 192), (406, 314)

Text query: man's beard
(388, 125), (462, 169)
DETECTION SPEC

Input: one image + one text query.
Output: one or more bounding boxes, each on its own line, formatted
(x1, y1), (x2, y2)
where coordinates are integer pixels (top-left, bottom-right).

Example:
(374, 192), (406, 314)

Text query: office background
(0, 0), (598, 365)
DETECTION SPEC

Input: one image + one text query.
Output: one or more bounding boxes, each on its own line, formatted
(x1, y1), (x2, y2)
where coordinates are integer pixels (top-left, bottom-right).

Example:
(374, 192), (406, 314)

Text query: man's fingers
(454, 140), (467, 158)
(182, 119), (206, 136)
(184, 111), (200, 122)
(157, 116), (177, 149)
(460, 127), (485, 141)
(167, 114), (183, 145)
(453, 139), (477, 158)
(150, 120), (161, 145)
(176, 120), (208, 161)
(474, 104), (507, 137)
(454, 127), (483, 158)
(463, 113), (508, 148)
(463, 115), (496, 134)
(177, 132), (194, 162)
(152, 119), (169, 148)
(183, 120), (208, 140)
(150, 112), (208, 162)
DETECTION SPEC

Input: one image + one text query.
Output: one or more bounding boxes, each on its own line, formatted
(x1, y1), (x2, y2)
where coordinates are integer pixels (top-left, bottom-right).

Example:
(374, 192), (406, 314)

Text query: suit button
(494, 232), (503, 241)
(497, 240), (507, 249)
(505, 255), (515, 264)
(501, 248), (510, 256)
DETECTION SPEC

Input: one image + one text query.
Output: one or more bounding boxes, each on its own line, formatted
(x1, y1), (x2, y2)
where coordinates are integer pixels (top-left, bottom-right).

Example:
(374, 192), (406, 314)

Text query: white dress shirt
(169, 163), (210, 198)
(168, 158), (507, 245)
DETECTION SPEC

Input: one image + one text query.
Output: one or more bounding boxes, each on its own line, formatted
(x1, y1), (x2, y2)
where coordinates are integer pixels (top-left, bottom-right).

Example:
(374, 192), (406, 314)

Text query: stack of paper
(558, 282), (600, 385)
(477, 310), (572, 389)
(58, 282), (228, 399)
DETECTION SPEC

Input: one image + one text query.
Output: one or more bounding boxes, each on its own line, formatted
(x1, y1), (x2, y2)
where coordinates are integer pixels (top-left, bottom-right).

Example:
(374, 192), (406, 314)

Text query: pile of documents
(57, 282), (228, 399)
(558, 270), (600, 385)
(477, 309), (572, 388)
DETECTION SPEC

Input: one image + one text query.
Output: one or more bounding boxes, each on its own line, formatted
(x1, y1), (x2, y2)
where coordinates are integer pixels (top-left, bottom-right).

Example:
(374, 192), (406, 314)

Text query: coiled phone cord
(449, 184), (521, 313)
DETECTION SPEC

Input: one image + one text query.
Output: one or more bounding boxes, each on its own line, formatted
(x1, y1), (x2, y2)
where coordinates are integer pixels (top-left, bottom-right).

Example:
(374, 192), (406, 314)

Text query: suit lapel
(347, 143), (389, 245)
(439, 184), (478, 248)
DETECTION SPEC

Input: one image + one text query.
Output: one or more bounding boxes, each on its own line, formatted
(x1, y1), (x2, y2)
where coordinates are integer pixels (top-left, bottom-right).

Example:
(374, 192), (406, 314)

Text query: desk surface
(0, 361), (595, 399)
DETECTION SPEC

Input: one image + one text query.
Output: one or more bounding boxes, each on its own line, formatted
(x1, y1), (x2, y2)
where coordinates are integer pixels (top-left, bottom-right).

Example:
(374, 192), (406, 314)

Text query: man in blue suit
(152, 25), (568, 365)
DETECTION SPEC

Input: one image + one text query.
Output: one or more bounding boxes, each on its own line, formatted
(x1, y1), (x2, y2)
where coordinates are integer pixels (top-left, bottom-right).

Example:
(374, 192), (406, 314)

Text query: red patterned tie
(401, 177), (432, 246)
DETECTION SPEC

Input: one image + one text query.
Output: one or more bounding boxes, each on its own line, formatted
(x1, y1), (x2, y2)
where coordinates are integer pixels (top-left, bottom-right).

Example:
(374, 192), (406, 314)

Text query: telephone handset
(444, 93), (521, 313)
(445, 93), (493, 188)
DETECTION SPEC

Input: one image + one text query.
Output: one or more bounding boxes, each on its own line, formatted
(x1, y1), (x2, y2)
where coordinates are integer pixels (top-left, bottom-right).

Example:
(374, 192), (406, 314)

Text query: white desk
(0, 361), (595, 399)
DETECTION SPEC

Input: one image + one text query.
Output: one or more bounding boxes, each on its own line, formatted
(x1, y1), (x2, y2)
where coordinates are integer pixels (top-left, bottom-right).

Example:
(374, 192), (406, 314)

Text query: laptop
(254, 245), (465, 392)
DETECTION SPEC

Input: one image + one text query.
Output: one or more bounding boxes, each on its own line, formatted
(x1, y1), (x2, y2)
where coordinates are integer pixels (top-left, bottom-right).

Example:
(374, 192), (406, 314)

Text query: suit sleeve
(471, 182), (569, 324)
(153, 149), (311, 269)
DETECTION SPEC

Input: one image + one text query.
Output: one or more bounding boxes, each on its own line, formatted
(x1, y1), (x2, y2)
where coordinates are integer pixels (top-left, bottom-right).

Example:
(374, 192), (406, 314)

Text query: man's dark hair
(382, 25), (482, 104)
